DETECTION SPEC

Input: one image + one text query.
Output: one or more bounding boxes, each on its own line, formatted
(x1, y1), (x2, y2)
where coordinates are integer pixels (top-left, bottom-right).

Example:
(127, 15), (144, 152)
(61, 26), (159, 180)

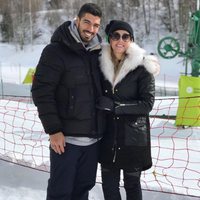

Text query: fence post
(164, 74), (167, 96)
(0, 62), (4, 98)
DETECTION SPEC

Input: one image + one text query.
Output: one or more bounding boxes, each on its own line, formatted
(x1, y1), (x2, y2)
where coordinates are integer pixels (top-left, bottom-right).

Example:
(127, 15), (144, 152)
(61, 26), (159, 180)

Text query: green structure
(157, 9), (200, 127)
(157, 10), (200, 77)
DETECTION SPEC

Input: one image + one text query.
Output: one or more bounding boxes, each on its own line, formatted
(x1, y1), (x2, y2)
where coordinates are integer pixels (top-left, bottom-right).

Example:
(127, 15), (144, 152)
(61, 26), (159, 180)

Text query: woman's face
(109, 30), (132, 56)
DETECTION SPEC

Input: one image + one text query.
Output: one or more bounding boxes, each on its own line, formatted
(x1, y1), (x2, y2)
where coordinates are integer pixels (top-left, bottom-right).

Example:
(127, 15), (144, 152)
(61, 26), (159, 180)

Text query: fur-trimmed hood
(99, 43), (160, 87)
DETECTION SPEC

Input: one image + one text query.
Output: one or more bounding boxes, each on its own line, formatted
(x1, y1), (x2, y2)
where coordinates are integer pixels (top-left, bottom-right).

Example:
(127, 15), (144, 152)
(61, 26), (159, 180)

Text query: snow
(0, 41), (199, 200)
(0, 44), (45, 84)
(0, 42), (186, 87)
(0, 160), (199, 200)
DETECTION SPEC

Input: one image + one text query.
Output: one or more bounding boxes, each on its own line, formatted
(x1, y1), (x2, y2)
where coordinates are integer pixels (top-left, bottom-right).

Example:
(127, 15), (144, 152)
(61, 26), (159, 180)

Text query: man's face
(76, 13), (101, 43)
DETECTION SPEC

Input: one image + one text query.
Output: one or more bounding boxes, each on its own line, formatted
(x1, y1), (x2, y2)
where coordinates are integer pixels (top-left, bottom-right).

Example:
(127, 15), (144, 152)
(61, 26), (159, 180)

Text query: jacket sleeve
(31, 44), (65, 134)
(115, 69), (155, 115)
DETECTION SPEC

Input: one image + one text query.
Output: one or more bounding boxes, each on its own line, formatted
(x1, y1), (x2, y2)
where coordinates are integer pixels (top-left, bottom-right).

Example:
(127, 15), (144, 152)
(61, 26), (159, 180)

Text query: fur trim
(143, 55), (160, 76)
(99, 43), (160, 87)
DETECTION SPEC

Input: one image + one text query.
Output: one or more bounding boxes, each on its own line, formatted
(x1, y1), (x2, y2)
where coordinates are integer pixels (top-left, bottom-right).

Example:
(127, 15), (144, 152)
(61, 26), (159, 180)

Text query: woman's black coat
(98, 43), (160, 172)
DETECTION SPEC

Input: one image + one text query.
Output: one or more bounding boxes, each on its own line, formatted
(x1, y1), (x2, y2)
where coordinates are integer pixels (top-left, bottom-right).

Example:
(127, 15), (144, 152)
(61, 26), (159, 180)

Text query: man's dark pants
(46, 142), (99, 200)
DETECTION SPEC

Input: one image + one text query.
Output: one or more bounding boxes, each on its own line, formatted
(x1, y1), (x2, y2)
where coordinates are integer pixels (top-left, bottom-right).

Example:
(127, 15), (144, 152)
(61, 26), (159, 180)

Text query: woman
(98, 20), (160, 200)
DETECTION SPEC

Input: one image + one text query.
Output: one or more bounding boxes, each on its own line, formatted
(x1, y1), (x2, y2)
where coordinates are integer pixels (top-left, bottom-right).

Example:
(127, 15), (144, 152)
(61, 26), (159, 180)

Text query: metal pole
(164, 74), (166, 96)
(197, 0), (200, 10)
(0, 62), (4, 98)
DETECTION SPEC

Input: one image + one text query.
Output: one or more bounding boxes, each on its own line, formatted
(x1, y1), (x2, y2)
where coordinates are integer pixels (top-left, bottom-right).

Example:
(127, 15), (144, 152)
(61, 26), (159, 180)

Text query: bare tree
(179, 0), (197, 31)
(0, 0), (196, 47)
(0, 1), (13, 42)
(170, 0), (178, 33)
(142, 0), (151, 35)
(46, 0), (65, 10)
(178, 0), (198, 46)
(129, 0), (140, 7)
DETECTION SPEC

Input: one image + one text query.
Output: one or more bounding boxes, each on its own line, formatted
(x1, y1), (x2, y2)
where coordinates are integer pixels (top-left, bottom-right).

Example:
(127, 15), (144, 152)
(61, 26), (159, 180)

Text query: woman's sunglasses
(109, 32), (132, 42)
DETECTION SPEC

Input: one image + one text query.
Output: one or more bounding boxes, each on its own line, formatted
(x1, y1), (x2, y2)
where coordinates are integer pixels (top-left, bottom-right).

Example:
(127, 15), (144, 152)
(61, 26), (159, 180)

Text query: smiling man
(76, 13), (100, 43)
(31, 3), (104, 200)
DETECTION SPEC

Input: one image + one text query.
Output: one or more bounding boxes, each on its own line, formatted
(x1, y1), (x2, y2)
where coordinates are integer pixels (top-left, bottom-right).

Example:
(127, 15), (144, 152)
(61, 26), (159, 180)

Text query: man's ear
(75, 17), (79, 27)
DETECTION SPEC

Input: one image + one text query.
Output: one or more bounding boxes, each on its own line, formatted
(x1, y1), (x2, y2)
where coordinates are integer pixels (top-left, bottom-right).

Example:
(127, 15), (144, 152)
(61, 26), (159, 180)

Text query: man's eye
(94, 24), (100, 29)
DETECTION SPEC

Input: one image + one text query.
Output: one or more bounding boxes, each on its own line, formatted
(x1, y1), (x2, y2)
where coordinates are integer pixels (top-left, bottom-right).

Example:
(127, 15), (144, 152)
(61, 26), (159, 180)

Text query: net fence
(0, 95), (199, 198)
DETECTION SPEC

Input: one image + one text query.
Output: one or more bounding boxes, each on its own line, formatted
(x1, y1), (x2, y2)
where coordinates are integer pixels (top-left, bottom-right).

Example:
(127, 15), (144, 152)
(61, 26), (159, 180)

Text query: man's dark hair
(78, 3), (102, 18)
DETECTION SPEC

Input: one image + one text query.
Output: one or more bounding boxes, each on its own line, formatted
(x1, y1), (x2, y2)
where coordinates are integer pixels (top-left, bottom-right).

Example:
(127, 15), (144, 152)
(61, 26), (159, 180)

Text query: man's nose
(88, 24), (94, 32)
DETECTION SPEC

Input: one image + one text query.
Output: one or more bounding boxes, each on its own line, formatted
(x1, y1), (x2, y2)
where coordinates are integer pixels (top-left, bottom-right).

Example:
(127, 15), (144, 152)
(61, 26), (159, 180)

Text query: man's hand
(49, 132), (66, 155)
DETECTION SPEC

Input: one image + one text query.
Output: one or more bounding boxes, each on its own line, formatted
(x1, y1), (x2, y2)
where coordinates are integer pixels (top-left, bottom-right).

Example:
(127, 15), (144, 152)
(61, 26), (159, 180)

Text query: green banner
(22, 68), (35, 84)
(175, 75), (200, 126)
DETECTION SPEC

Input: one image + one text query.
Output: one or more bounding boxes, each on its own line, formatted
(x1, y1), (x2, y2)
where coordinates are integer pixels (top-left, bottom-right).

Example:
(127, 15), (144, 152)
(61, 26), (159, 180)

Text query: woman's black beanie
(105, 20), (134, 40)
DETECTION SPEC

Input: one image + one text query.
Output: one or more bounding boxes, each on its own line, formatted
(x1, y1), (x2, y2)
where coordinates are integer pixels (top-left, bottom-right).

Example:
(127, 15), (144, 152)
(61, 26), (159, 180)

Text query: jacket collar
(99, 43), (160, 87)
(69, 19), (102, 51)
(51, 21), (101, 52)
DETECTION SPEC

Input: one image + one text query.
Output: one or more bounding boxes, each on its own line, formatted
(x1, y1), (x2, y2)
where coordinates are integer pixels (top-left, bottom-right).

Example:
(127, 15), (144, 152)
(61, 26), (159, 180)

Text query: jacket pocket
(56, 88), (75, 119)
(124, 118), (147, 146)
(67, 88), (93, 120)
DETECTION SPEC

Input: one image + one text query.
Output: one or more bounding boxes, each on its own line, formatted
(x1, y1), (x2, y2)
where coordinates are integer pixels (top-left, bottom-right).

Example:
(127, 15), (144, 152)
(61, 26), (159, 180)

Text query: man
(31, 3), (104, 200)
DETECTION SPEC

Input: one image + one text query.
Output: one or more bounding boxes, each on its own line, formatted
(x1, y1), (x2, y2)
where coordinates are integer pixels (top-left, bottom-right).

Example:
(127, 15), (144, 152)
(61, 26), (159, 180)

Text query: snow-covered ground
(0, 43), (199, 200)
(0, 97), (199, 199)
(0, 42), (186, 89)
(0, 160), (199, 200)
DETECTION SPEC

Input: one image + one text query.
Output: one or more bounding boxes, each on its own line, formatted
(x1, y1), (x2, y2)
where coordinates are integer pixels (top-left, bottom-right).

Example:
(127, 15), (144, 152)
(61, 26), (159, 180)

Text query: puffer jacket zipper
(112, 114), (118, 163)
(112, 140), (117, 163)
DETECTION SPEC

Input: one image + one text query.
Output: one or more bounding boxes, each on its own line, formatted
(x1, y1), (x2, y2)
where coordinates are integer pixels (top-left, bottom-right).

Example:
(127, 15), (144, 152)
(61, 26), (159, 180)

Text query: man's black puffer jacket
(31, 21), (105, 138)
